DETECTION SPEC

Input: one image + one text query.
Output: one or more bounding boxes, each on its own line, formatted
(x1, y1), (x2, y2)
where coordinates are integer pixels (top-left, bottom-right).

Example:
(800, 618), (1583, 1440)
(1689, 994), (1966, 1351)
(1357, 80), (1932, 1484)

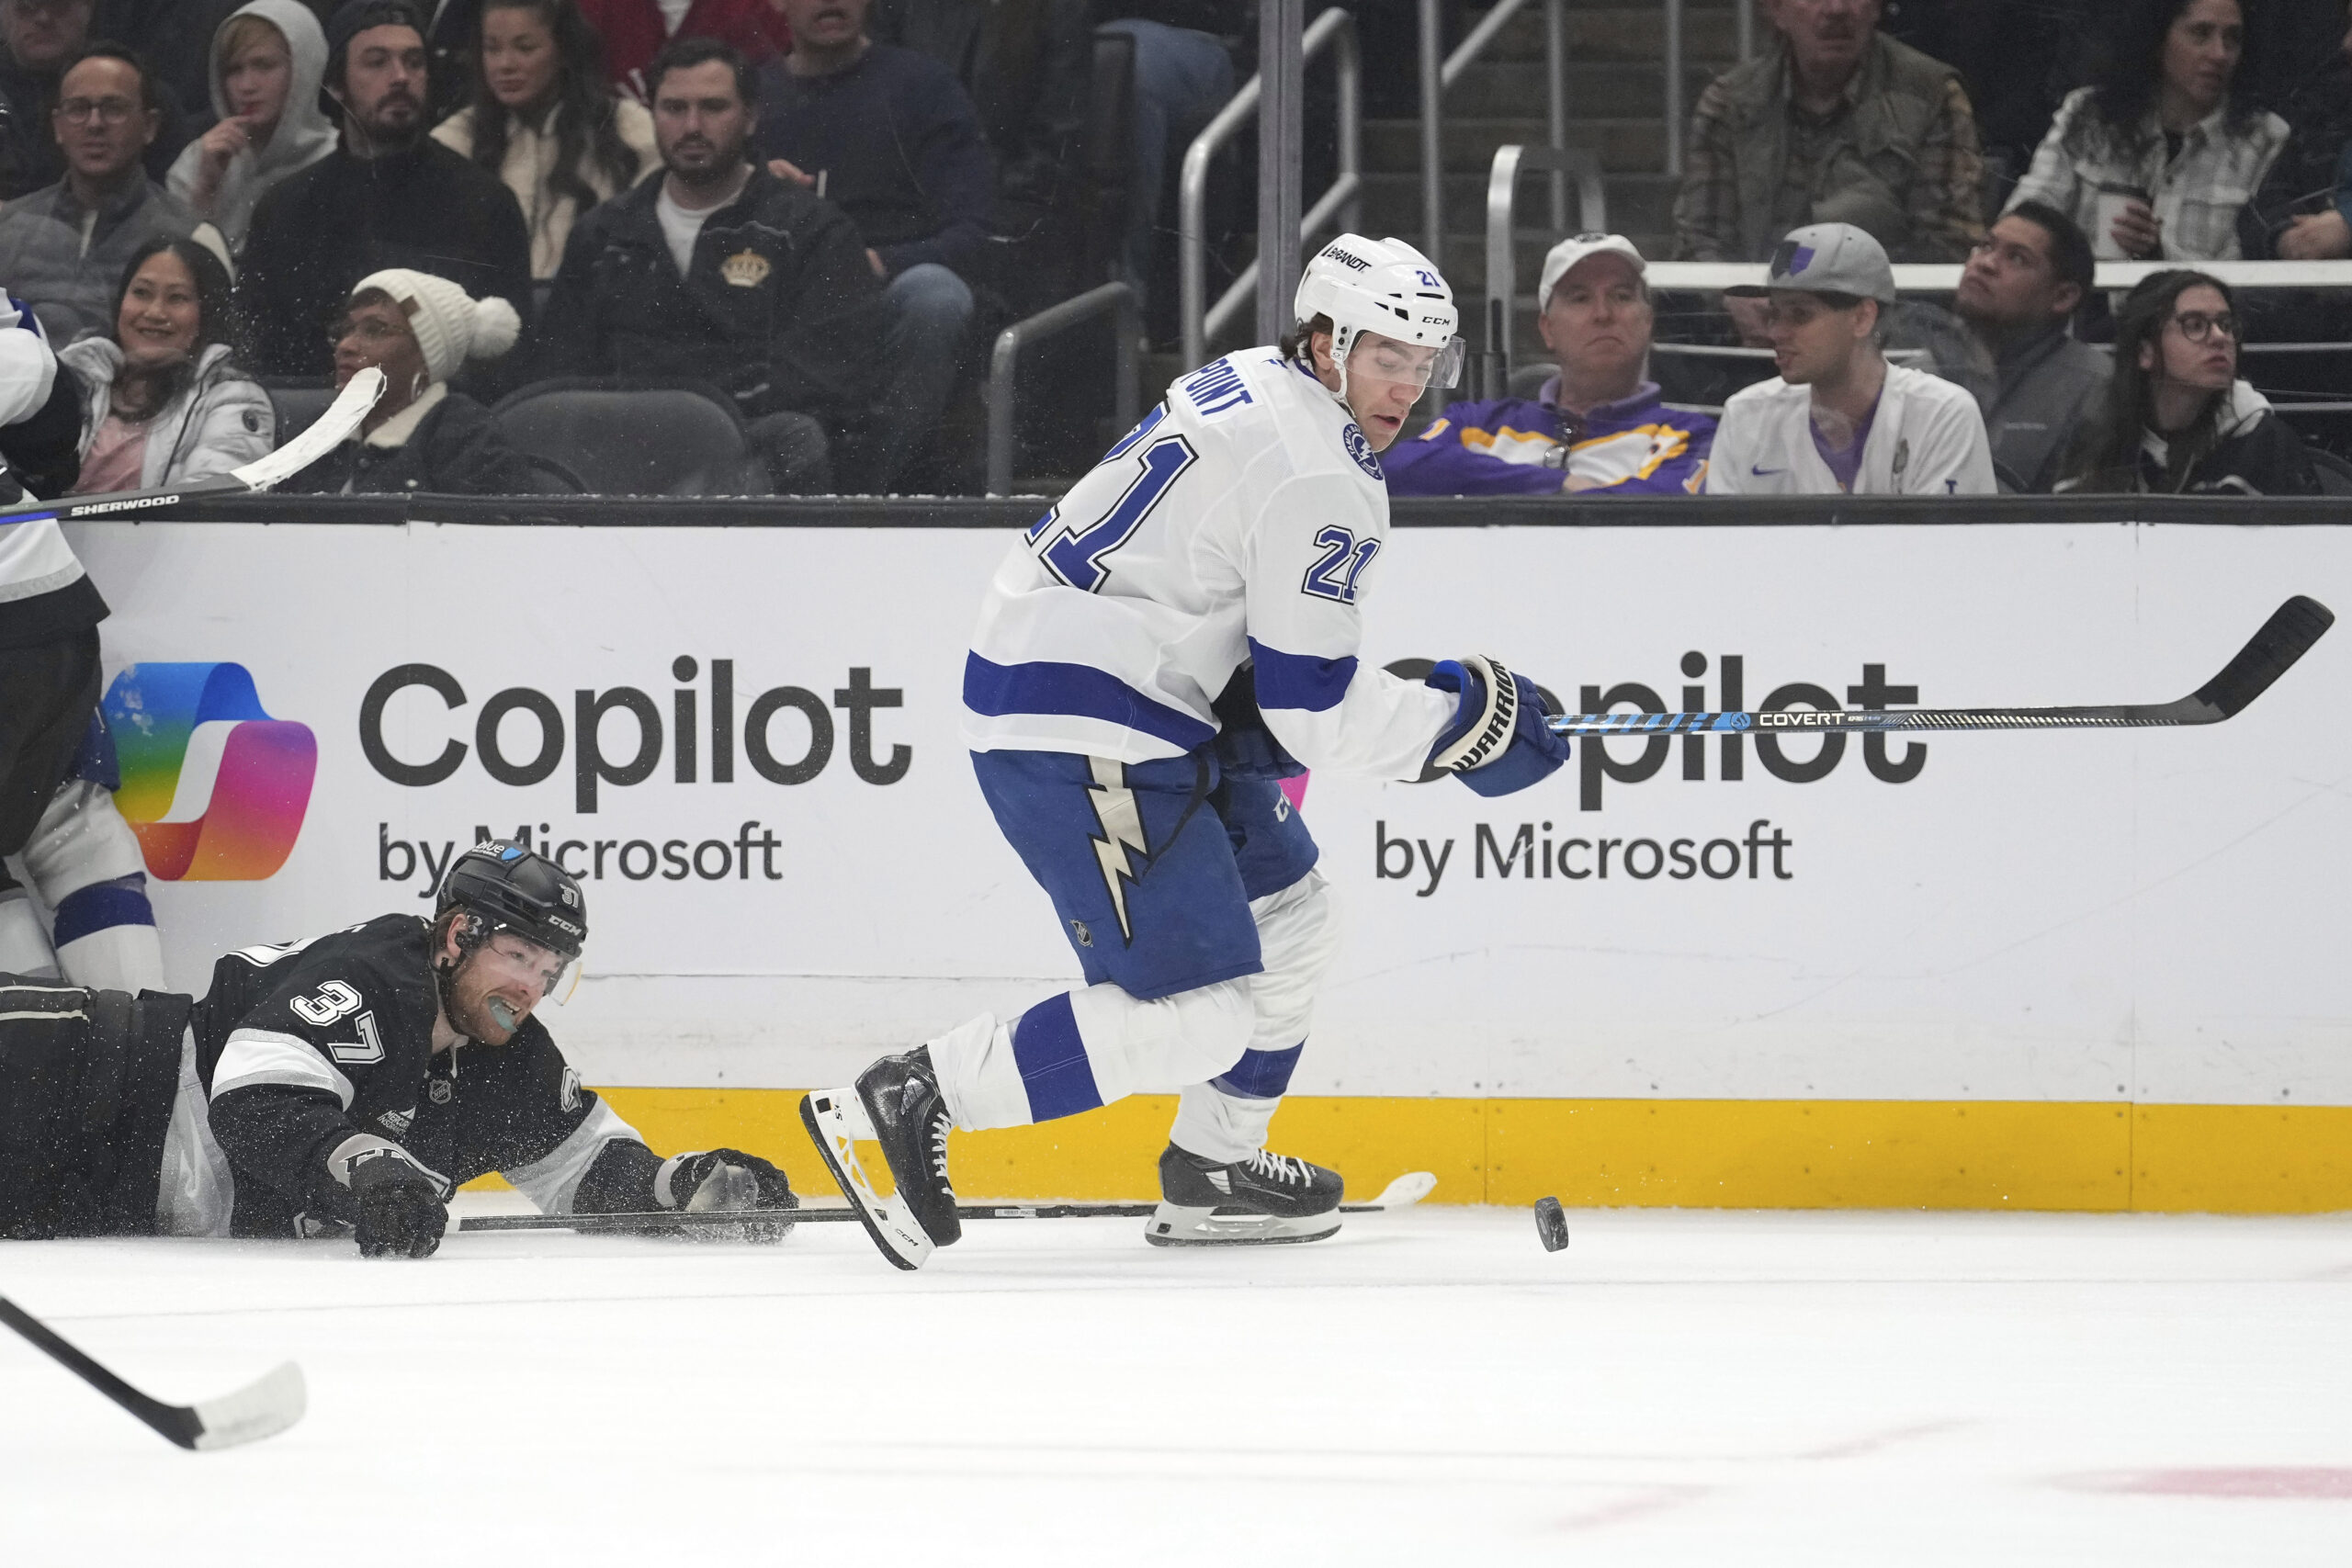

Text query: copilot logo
(102, 662), (319, 880)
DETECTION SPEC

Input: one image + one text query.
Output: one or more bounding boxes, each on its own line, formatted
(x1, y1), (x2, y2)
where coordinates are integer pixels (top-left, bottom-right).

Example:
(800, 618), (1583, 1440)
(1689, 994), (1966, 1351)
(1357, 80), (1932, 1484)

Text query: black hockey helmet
(435, 840), (587, 958)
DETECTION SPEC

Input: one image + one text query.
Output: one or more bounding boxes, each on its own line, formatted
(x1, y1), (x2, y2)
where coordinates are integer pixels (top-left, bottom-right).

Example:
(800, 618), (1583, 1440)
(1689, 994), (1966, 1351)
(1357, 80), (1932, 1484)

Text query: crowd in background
(0, 0), (2343, 499)
(0, 0), (1227, 498)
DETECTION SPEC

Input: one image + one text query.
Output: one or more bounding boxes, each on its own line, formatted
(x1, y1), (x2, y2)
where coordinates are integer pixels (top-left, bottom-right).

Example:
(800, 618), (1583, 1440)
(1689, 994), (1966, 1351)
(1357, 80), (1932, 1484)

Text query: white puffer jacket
(59, 338), (276, 489)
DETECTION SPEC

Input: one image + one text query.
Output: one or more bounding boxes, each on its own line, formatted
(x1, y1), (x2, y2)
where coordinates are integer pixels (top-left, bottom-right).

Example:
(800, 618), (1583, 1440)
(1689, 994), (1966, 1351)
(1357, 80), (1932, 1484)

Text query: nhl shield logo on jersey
(1341, 422), (1383, 480)
(720, 250), (771, 288)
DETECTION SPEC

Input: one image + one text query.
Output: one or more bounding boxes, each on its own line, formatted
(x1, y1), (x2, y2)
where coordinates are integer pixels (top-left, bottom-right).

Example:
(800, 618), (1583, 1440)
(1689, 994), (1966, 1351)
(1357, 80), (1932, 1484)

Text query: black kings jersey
(190, 913), (660, 1237)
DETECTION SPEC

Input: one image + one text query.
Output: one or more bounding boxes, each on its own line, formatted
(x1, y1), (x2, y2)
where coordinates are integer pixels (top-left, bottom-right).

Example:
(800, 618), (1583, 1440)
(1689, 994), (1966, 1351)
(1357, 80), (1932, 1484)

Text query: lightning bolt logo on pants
(1085, 756), (1149, 942)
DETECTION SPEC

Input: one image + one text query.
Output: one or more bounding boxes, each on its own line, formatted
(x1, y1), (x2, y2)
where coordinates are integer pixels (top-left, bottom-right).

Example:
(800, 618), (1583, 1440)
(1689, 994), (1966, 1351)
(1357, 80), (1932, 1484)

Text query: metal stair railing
(1480, 142), (1609, 397)
(1179, 6), (1360, 369)
(985, 280), (1142, 497)
(1418, 0), (1572, 266)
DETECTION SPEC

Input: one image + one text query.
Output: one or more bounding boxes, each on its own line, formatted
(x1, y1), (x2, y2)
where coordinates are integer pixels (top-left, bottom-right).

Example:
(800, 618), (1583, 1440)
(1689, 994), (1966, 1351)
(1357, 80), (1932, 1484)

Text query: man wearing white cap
(279, 266), (537, 494)
(1706, 220), (1995, 497)
(1385, 232), (1716, 496)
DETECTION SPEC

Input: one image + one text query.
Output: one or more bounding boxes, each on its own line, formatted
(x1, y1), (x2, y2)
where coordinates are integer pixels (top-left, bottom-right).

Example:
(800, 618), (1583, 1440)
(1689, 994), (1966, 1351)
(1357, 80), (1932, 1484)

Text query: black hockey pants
(0, 631), (100, 906)
(0, 976), (189, 1238)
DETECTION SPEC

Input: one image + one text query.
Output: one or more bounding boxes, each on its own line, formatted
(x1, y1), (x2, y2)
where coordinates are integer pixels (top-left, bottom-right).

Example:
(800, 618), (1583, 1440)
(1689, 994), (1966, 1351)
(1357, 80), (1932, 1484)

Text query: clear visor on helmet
(1347, 332), (1466, 390)
(477, 926), (582, 1007)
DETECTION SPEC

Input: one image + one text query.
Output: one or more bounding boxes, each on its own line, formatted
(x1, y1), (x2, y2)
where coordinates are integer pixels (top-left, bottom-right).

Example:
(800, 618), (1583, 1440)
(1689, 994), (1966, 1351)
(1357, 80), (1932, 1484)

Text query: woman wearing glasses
(2057, 269), (2318, 494)
(277, 266), (537, 495)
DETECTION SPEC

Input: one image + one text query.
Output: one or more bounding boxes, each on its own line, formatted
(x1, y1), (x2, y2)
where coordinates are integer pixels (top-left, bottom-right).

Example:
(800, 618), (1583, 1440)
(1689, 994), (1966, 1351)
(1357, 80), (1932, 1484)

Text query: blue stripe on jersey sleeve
(1246, 637), (1358, 714)
(963, 652), (1216, 750)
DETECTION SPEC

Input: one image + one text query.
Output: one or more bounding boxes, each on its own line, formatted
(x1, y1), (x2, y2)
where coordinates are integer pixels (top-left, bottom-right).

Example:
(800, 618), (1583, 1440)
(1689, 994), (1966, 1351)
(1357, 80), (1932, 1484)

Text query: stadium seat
(263, 380), (337, 445)
(488, 378), (771, 497)
(2309, 447), (2352, 498)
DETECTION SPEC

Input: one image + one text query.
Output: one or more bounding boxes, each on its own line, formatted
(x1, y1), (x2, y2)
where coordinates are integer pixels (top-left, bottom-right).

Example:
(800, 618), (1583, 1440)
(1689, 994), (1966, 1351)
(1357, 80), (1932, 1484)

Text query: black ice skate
(799, 1046), (960, 1270)
(1147, 1144), (1345, 1247)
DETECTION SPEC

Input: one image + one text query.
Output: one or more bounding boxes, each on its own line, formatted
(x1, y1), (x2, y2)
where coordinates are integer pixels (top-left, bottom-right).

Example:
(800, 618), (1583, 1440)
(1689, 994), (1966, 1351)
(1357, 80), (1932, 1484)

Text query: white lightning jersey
(963, 347), (1456, 781)
(0, 292), (76, 619)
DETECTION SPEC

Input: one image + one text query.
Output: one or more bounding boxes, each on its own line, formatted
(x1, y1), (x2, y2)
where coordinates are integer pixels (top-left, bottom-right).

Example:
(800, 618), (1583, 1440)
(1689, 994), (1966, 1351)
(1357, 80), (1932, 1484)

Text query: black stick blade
(2189, 596), (2334, 719)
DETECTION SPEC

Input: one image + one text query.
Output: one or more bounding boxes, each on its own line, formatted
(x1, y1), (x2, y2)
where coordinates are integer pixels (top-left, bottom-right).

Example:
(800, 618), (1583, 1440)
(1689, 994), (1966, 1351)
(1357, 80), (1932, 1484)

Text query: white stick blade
(1367, 1171), (1436, 1208)
(189, 1361), (306, 1450)
(229, 367), (386, 492)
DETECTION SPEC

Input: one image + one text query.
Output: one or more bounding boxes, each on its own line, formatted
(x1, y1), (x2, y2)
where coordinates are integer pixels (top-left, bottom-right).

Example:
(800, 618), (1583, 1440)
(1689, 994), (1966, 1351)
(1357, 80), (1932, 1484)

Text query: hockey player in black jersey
(0, 841), (795, 1254)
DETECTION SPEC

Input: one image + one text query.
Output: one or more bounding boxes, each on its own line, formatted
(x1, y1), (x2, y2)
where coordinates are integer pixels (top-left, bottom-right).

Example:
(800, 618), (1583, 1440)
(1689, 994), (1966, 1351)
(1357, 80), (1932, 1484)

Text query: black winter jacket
(239, 141), (534, 378)
(528, 167), (888, 434)
(277, 389), (537, 496)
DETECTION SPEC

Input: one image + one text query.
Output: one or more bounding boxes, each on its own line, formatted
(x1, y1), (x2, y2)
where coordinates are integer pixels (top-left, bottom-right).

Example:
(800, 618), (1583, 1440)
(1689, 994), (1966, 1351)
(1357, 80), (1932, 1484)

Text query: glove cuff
(1427, 654), (1519, 774)
(330, 1134), (451, 1197)
(653, 1151), (705, 1211)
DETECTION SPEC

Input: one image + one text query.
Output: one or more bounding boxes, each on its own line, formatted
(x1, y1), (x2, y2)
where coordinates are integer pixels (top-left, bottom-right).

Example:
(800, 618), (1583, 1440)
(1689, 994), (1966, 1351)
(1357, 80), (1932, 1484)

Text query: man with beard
(533, 36), (887, 492)
(0, 840), (798, 1253)
(236, 0), (531, 377)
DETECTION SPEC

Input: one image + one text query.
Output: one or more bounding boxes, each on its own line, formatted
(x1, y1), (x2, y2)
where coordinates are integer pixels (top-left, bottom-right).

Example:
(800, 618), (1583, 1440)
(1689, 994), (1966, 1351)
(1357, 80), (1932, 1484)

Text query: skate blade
(1143, 1202), (1342, 1247)
(798, 1089), (933, 1271)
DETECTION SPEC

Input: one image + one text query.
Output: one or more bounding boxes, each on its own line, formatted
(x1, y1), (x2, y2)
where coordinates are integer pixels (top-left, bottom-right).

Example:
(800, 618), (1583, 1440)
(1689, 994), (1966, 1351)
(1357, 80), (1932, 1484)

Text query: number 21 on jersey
(1028, 404), (1197, 593)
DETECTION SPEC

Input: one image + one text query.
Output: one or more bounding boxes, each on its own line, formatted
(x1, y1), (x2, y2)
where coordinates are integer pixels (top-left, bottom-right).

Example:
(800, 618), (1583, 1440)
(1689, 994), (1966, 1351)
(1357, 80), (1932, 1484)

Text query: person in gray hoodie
(59, 233), (273, 494)
(165, 0), (336, 255)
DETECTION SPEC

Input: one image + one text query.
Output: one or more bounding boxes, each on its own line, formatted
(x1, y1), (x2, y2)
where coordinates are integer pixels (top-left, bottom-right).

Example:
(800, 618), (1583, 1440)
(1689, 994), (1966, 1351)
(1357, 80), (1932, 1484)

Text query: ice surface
(5, 1201), (2350, 1564)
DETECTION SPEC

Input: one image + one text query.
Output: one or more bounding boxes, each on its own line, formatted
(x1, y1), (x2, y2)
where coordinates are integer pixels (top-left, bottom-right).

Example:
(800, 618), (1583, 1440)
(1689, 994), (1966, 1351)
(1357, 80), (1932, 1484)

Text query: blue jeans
(879, 262), (975, 490)
(1098, 18), (1236, 309)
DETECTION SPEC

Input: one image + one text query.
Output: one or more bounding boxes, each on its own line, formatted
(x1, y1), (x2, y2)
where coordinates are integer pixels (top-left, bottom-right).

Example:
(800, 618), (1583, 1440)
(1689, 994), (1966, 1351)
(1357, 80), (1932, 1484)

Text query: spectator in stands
(0, 47), (221, 345)
(280, 266), (537, 493)
(872, 0), (1087, 307)
(1385, 234), (1716, 497)
(1706, 222), (1996, 496)
(1675, 0), (1985, 348)
(1092, 2), (1237, 311)
(166, 3), (336, 255)
(0, 0), (188, 197)
(2006, 0), (2287, 263)
(533, 36), (886, 492)
(2056, 268), (2316, 494)
(755, 0), (989, 489)
(60, 234), (271, 493)
(574, 0), (782, 101)
(2263, 0), (2352, 261)
(433, 0), (658, 279)
(238, 0), (533, 378)
(1951, 202), (2109, 492)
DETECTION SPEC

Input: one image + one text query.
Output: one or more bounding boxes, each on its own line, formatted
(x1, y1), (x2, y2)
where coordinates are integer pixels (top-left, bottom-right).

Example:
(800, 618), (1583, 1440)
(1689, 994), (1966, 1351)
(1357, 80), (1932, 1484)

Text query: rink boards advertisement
(61, 516), (2352, 1207)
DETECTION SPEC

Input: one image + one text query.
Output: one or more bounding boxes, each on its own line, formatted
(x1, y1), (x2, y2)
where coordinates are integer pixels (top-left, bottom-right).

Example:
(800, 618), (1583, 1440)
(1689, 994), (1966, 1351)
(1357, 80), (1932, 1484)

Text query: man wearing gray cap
(1385, 232), (1716, 496)
(1705, 221), (1994, 497)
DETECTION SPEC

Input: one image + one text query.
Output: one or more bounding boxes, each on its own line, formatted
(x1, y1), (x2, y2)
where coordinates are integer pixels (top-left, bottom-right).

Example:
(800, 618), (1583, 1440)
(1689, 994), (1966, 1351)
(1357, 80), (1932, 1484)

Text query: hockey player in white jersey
(0, 288), (166, 994)
(804, 236), (1571, 1269)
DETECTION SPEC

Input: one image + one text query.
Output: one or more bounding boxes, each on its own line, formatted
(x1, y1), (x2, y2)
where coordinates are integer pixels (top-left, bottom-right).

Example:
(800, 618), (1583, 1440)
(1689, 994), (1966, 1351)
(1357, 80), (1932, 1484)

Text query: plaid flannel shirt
(2006, 86), (2290, 262)
(1674, 44), (1985, 264)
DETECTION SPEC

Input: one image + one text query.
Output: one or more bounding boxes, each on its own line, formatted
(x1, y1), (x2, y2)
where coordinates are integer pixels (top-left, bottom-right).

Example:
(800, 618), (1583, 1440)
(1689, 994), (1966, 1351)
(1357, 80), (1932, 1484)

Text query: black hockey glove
(662, 1148), (796, 1211)
(346, 1148), (448, 1259)
(659, 1149), (797, 1243)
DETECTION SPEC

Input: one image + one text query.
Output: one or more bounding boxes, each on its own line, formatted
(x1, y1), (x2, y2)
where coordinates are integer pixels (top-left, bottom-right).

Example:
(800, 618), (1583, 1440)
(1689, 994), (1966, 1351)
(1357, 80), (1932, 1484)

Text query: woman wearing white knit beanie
(277, 266), (538, 496)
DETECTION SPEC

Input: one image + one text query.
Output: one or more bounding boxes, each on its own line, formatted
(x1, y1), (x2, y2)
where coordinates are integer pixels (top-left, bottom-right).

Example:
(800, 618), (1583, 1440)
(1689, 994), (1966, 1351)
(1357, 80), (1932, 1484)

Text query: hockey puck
(1532, 1196), (1570, 1252)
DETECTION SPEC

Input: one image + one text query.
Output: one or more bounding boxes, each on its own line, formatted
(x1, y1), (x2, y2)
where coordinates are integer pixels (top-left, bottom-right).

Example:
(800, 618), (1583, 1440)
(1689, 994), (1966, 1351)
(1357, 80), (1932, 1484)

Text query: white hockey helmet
(1293, 234), (1465, 397)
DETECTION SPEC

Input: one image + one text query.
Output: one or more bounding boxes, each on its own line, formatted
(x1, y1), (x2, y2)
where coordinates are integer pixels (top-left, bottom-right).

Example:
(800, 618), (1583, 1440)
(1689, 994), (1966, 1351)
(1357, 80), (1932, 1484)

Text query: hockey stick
(457, 1171), (1441, 1235)
(0, 366), (387, 521)
(1543, 595), (2334, 739)
(0, 1294), (305, 1451)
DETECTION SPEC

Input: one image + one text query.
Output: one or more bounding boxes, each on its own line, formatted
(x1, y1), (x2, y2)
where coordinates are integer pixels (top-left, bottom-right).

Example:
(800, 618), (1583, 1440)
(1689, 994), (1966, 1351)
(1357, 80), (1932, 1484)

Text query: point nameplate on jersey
(1342, 422), (1382, 480)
